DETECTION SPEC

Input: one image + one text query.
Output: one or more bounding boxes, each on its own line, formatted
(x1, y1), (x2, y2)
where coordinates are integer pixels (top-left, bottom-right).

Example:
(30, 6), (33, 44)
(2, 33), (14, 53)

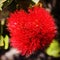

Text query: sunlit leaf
(4, 35), (9, 49)
(0, 0), (6, 10)
(1, 18), (5, 25)
(32, 0), (39, 4)
(46, 39), (60, 57)
(0, 35), (4, 46)
(0, 0), (6, 4)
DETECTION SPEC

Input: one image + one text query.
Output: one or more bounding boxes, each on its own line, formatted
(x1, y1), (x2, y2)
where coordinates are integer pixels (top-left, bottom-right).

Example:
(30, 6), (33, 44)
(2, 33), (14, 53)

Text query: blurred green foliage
(0, 35), (9, 50)
(0, 0), (6, 10)
(46, 40), (60, 57)
(0, 35), (4, 46)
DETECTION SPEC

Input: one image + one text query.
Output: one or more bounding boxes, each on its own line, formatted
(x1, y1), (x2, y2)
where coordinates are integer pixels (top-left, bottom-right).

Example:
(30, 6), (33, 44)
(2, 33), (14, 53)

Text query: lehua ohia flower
(7, 7), (57, 56)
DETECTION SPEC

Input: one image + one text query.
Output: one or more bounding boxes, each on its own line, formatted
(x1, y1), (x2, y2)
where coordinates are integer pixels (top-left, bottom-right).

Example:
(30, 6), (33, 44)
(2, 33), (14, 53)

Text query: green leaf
(32, 0), (39, 4)
(4, 35), (9, 49)
(0, 0), (6, 10)
(46, 40), (60, 57)
(0, 35), (4, 46)
(1, 18), (5, 25)
(0, 0), (6, 4)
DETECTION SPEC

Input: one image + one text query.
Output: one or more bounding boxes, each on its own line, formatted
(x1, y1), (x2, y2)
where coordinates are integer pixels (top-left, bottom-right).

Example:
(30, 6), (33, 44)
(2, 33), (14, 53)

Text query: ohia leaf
(46, 40), (60, 57)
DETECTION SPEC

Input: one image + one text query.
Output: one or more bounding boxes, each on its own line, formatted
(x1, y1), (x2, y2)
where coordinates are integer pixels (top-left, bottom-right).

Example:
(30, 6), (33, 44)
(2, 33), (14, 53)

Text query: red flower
(7, 7), (57, 56)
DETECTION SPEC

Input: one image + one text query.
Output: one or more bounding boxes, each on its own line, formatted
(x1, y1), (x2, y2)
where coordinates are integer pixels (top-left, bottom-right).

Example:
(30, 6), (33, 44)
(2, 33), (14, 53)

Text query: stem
(1, 24), (3, 35)
(0, 19), (5, 35)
